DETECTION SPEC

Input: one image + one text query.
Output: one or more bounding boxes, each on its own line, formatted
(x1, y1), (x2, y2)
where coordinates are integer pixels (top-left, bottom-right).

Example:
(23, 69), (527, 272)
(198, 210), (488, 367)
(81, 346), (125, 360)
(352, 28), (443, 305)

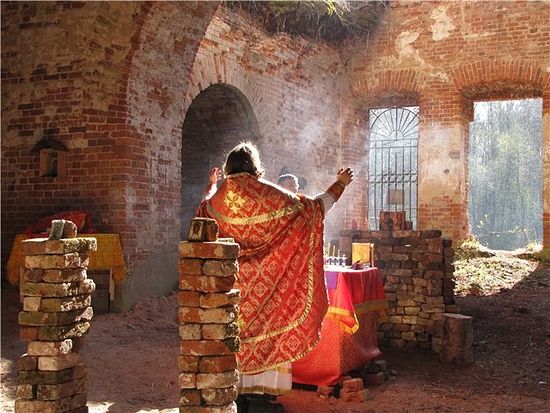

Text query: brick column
(16, 237), (97, 413)
(418, 89), (471, 241)
(178, 239), (241, 413)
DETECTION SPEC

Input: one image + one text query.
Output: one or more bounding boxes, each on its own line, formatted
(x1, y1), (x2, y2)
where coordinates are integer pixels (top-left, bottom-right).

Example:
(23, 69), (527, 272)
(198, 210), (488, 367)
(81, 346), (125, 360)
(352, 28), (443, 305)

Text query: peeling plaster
(395, 31), (425, 66)
(429, 71), (451, 83)
(418, 123), (466, 198)
(463, 32), (490, 40)
(430, 6), (455, 41)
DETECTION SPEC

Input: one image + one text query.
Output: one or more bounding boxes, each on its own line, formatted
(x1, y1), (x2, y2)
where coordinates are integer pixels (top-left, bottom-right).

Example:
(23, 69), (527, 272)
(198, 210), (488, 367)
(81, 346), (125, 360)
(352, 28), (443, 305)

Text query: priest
(197, 142), (353, 412)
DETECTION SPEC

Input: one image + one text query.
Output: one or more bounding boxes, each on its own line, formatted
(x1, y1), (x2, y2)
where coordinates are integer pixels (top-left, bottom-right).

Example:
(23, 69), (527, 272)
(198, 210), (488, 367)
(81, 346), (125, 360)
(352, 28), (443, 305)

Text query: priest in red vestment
(196, 142), (353, 409)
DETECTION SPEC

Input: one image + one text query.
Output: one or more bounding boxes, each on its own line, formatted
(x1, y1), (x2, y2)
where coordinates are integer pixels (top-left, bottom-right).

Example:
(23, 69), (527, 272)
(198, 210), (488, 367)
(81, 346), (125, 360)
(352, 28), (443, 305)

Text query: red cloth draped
(292, 267), (387, 386)
(24, 210), (96, 237)
(198, 173), (328, 374)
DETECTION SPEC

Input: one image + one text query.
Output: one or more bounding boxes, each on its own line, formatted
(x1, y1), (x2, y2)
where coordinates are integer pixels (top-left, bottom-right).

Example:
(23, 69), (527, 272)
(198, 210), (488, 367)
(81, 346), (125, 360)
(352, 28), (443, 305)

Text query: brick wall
(342, 1), (550, 241)
(340, 230), (457, 351)
(2, 2), (348, 309)
(3, 1), (549, 311)
(180, 7), (349, 243)
(1, 2), (219, 309)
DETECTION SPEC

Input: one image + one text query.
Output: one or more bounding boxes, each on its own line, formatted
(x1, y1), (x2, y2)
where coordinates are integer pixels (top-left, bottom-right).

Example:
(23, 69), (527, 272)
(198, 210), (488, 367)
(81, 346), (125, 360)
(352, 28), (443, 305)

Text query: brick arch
(181, 83), (261, 236)
(351, 69), (429, 98)
(450, 59), (548, 100)
(183, 51), (265, 136)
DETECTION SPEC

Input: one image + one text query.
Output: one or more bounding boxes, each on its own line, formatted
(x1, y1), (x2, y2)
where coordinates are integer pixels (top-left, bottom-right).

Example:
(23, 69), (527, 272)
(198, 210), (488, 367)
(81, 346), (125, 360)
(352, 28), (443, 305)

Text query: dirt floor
(2, 259), (549, 413)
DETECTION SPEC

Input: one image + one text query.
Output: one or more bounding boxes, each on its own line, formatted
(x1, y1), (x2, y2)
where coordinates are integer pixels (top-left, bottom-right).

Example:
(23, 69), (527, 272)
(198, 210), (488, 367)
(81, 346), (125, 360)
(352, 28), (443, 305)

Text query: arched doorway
(181, 84), (261, 237)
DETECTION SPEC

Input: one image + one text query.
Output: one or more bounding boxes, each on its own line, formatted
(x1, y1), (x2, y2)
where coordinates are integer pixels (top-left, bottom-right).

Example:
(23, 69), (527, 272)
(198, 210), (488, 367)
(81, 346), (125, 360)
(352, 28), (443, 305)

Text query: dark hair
(277, 174), (298, 186)
(223, 142), (265, 178)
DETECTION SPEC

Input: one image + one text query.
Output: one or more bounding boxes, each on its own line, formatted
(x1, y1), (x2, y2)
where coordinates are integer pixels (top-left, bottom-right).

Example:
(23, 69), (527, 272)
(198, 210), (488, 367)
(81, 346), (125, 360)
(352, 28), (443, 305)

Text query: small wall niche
(31, 136), (68, 178)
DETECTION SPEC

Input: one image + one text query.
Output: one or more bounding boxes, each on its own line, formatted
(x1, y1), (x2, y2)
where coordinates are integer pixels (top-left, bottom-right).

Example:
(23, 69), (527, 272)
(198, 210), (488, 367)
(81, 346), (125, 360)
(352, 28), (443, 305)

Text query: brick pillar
(178, 239), (241, 413)
(16, 237), (97, 413)
(418, 89), (471, 241)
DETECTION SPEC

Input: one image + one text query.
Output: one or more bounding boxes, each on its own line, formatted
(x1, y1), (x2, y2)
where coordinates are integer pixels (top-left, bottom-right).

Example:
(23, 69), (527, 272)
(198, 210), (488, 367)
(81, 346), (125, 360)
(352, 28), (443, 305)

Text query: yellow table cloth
(6, 233), (126, 285)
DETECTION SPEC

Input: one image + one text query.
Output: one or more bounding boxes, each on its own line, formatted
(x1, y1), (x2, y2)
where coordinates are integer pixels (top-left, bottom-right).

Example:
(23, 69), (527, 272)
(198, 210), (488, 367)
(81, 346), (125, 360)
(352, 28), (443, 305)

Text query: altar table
(6, 233), (126, 286)
(292, 266), (387, 386)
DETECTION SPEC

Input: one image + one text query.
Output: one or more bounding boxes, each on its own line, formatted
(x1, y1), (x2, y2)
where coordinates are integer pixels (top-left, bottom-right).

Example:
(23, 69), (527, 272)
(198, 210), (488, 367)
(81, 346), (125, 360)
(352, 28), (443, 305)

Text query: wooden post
(439, 313), (474, 365)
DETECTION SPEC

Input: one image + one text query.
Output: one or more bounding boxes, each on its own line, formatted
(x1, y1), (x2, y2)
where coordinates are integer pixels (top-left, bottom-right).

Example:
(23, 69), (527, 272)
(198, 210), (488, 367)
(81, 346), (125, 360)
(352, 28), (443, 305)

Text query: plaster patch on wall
(430, 6), (455, 41)
(429, 71), (451, 83)
(418, 123), (465, 197)
(394, 31), (425, 66)
(70, 137), (88, 149)
(462, 32), (490, 40)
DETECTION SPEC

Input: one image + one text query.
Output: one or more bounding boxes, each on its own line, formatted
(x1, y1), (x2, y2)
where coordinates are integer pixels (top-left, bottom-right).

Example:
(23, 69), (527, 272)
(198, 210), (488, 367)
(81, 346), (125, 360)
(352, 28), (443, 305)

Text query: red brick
(180, 339), (239, 356)
(178, 291), (200, 307)
(198, 355), (237, 373)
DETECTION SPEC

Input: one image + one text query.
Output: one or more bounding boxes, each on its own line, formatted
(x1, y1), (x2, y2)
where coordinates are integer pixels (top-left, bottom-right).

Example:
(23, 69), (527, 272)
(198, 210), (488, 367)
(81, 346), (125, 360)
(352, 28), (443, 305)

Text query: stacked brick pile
(178, 239), (241, 413)
(340, 230), (457, 352)
(317, 360), (390, 402)
(339, 378), (368, 402)
(16, 237), (97, 413)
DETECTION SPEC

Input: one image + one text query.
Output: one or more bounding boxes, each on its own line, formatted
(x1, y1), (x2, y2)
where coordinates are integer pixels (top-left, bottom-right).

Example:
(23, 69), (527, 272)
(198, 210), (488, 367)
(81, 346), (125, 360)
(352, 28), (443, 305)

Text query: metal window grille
(368, 106), (419, 230)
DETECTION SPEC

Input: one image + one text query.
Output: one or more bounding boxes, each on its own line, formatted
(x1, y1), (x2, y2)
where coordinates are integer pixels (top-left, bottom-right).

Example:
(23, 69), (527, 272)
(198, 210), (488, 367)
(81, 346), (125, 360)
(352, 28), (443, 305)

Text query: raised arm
(203, 167), (222, 201)
(316, 167), (354, 215)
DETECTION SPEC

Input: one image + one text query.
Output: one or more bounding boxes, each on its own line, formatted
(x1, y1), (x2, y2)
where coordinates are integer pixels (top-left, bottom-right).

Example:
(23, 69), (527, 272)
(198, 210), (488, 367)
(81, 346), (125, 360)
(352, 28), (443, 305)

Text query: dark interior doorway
(181, 84), (261, 238)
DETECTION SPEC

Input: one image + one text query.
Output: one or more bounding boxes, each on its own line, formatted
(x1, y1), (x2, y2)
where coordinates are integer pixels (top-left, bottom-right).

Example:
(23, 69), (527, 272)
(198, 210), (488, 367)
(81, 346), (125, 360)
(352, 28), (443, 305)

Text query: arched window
(367, 107), (419, 230)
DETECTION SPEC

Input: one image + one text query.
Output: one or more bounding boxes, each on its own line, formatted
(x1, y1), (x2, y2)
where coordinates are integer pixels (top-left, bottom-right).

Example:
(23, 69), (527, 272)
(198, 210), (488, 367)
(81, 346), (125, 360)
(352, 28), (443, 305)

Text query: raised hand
(336, 167), (354, 186)
(208, 167), (222, 185)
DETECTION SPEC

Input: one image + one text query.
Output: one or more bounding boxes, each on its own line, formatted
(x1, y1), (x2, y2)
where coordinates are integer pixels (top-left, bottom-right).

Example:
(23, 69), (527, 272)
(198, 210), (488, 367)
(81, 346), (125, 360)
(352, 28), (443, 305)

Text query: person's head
(223, 142), (265, 178)
(277, 174), (299, 193)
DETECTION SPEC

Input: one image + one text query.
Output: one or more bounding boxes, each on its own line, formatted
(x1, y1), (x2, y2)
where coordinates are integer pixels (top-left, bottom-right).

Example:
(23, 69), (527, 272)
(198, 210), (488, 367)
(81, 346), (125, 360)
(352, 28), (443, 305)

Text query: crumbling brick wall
(2, 1), (549, 311)
(340, 230), (456, 351)
(341, 1), (550, 243)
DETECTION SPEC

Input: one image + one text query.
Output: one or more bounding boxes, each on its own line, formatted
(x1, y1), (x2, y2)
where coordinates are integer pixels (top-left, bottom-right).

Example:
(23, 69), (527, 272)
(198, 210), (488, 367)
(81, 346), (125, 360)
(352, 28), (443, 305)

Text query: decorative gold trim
(242, 204), (317, 343)
(206, 201), (303, 226)
(273, 366), (292, 374)
(325, 307), (360, 334)
(226, 172), (254, 179)
(326, 306), (356, 316)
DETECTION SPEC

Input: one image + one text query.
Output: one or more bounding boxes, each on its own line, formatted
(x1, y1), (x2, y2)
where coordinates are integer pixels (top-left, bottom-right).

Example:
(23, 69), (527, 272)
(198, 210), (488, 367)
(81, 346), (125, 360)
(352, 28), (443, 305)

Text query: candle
(337, 248), (340, 257)
(332, 245), (336, 257)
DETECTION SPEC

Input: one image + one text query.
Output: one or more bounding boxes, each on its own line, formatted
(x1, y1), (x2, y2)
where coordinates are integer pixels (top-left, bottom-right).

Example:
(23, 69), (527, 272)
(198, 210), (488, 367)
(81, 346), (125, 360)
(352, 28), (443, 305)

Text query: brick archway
(450, 59), (547, 100)
(351, 69), (428, 99)
(181, 83), (261, 237)
(183, 50), (265, 136)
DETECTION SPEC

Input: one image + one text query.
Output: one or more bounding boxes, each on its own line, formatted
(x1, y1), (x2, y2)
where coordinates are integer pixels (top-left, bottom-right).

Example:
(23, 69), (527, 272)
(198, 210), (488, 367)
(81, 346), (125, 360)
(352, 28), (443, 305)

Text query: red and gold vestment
(198, 172), (328, 374)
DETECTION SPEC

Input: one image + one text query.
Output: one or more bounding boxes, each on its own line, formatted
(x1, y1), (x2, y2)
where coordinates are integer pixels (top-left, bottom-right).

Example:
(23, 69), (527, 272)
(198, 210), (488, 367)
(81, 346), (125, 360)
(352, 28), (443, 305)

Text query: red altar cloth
(292, 267), (387, 386)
